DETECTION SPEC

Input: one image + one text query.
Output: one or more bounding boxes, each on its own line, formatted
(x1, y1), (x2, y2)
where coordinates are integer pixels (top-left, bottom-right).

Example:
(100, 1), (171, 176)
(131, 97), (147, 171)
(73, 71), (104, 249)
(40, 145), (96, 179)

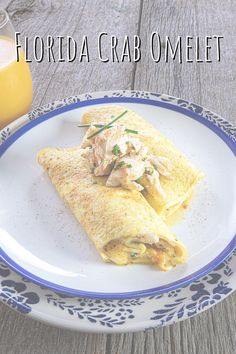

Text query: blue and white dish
(0, 91), (235, 317)
(0, 249), (235, 332)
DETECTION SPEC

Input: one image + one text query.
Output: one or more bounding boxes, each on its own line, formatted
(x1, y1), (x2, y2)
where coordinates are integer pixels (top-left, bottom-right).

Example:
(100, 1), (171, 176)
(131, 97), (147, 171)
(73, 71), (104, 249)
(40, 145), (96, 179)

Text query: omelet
(81, 105), (202, 220)
(37, 147), (187, 271)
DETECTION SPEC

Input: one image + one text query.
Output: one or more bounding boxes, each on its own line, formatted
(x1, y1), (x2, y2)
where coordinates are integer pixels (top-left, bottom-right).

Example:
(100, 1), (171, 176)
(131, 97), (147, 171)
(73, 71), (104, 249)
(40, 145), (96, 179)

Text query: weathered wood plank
(135, 1), (236, 353)
(1, 0), (13, 9)
(135, 0), (236, 122)
(0, 293), (235, 353)
(6, 0), (141, 108)
(0, 0), (235, 353)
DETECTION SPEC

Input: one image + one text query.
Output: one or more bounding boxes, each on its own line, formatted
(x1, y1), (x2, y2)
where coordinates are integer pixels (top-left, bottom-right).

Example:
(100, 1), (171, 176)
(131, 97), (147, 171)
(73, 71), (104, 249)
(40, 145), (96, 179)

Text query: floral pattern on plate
(0, 90), (235, 332)
(1, 90), (236, 144)
(0, 249), (235, 331)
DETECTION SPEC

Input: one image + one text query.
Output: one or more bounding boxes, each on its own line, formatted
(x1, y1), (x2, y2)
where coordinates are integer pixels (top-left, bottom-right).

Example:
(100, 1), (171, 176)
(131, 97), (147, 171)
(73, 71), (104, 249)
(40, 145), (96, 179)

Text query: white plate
(0, 90), (236, 298)
(0, 249), (235, 332)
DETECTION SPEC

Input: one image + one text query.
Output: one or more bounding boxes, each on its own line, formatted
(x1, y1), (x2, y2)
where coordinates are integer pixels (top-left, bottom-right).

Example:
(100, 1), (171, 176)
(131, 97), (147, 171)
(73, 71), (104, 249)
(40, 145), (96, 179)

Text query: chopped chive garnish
(114, 161), (132, 169)
(77, 123), (104, 128)
(87, 110), (128, 139)
(130, 251), (138, 257)
(125, 129), (138, 134)
(153, 164), (158, 170)
(115, 161), (125, 169)
(114, 161), (126, 170)
(112, 144), (121, 156)
(145, 167), (154, 175)
(78, 123), (138, 135)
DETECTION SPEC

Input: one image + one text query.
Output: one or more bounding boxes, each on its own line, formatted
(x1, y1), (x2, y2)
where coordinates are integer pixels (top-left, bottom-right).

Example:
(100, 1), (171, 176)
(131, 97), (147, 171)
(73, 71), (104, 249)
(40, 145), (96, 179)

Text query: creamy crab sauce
(81, 124), (173, 197)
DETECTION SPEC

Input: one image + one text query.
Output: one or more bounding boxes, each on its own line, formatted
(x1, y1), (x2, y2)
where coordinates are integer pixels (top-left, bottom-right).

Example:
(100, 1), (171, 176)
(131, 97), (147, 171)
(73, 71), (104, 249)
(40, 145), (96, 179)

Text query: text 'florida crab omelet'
(37, 106), (202, 271)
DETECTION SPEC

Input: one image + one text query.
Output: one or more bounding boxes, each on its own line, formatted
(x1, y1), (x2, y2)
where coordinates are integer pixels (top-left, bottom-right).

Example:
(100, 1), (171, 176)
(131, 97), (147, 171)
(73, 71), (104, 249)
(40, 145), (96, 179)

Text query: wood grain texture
(0, 293), (235, 354)
(6, 0), (141, 107)
(1, 0), (13, 9)
(134, 0), (236, 119)
(0, 0), (235, 353)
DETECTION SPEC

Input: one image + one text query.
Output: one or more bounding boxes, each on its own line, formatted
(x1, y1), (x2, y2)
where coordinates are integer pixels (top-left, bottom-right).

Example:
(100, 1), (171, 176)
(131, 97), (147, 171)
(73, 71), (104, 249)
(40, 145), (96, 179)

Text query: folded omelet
(81, 105), (202, 220)
(37, 147), (187, 270)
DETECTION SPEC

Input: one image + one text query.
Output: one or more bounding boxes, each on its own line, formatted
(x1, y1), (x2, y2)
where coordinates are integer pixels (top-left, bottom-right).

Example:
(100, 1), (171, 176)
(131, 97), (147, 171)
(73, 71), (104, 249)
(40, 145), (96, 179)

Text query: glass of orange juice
(0, 8), (32, 130)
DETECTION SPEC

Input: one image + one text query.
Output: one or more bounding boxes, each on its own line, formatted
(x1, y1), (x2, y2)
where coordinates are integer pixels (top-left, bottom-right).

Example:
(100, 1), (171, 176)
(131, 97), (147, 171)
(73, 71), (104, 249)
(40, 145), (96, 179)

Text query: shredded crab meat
(149, 155), (173, 179)
(146, 168), (166, 199)
(107, 155), (146, 191)
(81, 124), (173, 195)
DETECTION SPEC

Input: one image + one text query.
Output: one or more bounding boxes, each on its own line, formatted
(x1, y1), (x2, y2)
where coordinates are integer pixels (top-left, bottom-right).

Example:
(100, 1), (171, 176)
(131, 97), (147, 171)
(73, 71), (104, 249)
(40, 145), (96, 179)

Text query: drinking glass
(0, 8), (32, 129)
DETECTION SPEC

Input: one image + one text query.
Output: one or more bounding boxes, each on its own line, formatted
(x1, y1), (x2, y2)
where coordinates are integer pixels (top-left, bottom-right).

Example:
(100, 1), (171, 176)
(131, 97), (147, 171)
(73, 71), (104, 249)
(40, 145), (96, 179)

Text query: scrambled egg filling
(81, 124), (173, 197)
(103, 239), (181, 271)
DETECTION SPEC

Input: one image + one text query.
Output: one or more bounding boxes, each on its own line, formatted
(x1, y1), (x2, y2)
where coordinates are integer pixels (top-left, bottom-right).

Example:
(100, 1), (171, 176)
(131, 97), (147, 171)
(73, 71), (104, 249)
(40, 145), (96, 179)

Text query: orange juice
(0, 36), (32, 129)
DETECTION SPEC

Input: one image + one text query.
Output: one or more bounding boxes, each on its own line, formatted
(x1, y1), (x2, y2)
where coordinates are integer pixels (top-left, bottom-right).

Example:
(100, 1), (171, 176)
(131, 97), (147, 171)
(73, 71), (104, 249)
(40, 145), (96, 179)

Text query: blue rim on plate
(0, 95), (236, 299)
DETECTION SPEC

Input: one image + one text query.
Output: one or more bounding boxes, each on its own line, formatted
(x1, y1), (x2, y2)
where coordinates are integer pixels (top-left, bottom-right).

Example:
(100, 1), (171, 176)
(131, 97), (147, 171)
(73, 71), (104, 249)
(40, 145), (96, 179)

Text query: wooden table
(0, 1), (235, 353)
